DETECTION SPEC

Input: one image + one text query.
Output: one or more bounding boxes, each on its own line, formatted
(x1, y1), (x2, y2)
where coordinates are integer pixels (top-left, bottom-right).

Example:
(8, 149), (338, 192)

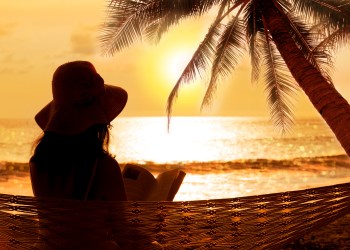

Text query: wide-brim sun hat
(35, 61), (127, 135)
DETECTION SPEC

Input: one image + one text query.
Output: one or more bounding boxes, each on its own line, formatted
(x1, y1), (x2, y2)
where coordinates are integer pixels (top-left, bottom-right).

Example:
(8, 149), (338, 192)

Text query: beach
(1, 116), (350, 248)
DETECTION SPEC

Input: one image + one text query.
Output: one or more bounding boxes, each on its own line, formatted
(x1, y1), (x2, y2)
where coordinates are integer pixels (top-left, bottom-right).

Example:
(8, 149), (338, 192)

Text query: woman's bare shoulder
(98, 154), (119, 167)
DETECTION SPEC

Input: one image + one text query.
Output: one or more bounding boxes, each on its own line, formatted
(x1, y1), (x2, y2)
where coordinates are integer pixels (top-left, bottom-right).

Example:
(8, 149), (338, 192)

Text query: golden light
(162, 50), (193, 83)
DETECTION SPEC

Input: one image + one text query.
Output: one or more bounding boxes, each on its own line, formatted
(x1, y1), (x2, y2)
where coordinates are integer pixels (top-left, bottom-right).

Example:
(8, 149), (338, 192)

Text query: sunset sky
(1, 1), (350, 119)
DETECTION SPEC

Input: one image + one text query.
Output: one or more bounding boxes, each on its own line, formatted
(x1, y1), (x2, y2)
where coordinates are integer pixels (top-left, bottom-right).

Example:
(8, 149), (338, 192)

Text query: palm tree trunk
(258, 0), (350, 156)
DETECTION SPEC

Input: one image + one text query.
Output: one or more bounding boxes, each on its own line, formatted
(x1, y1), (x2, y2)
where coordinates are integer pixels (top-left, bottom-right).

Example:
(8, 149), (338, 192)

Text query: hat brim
(35, 85), (127, 135)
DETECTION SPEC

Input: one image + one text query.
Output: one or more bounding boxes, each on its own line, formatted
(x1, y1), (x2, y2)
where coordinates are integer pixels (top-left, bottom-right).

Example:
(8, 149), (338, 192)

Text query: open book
(122, 163), (186, 201)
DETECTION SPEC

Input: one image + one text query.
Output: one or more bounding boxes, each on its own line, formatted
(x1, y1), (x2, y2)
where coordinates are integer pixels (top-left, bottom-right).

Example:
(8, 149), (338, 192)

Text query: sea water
(0, 116), (349, 201)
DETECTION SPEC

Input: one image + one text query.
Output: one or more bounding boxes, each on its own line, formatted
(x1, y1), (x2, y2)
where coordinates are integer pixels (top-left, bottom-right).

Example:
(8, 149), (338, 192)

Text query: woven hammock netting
(0, 182), (350, 249)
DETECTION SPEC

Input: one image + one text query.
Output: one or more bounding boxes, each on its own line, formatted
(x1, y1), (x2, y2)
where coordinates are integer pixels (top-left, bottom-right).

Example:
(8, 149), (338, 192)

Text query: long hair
(31, 124), (111, 163)
(30, 124), (112, 199)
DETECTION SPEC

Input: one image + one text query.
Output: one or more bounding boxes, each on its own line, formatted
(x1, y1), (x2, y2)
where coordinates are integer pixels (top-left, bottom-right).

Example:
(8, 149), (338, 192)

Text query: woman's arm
(91, 155), (127, 201)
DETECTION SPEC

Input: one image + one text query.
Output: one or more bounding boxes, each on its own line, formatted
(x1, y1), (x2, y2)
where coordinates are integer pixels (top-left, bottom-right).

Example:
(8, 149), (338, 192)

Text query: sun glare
(163, 51), (193, 83)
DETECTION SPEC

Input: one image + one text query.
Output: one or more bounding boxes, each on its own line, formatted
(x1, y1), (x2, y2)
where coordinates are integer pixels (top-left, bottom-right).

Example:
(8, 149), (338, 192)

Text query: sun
(163, 50), (193, 83)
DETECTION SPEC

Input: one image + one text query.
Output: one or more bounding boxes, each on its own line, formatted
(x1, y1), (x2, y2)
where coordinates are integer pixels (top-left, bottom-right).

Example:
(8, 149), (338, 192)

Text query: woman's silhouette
(30, 61), (128, 249)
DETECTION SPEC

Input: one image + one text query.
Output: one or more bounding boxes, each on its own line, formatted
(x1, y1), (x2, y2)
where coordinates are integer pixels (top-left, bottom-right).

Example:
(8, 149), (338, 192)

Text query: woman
(30, 60), (127, 201)
(30, 61), (128, 249)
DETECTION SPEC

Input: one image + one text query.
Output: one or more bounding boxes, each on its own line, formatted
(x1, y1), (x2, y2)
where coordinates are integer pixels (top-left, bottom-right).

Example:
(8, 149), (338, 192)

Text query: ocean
(0, 116), (350, 201)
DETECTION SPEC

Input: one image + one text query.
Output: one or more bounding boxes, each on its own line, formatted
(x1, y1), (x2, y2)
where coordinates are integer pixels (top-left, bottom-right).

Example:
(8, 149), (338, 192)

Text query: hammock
(0, 182), (349, 250)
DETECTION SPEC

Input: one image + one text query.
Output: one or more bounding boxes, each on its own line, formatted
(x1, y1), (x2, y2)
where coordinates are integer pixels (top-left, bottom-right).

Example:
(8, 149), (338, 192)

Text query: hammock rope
(0, 182), (349, 249)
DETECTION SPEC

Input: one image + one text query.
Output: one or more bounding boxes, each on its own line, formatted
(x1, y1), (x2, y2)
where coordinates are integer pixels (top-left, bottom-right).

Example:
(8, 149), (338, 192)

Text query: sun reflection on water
(111, 116), (242, 164)
(106, 116), (349, 200)
(174, 168), (350, 201)
(0, 117), (348, 200)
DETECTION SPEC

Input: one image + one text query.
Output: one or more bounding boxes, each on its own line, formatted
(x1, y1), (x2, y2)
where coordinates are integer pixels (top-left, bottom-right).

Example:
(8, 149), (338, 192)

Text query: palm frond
(248, 31), (263, 83)
(143, 13), (180, 44)
(275, 0), (293, 12)
(100, 0), (223, 54)
(99, 0), (147, 55)
(166, 23), (222, 117)
(166, 0), (232, 121)
(292, 0), (350, 28)
(244, 1), (264, 83)
(201, 14), (246, 109)
(143, 21), (165, 44)
(279, 10), (334, 83)
(142, 0), (222, 42)
(261, 31), (298, 134)
(314, 23), (350, 52)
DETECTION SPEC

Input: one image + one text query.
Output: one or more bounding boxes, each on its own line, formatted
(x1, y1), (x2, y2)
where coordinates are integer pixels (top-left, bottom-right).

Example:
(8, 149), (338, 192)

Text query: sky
(1, 1), (350, 120)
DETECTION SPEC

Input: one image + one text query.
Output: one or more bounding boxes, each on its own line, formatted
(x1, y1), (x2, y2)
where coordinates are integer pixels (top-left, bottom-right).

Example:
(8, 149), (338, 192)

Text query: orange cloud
(0, 22), (17, 37)
(70, 26), (97, 55)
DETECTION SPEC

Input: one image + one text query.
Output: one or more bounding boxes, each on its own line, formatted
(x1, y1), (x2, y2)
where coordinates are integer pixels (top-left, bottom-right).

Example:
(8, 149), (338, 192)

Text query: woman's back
(30, 126), (127, 249)
(30, 125), (127, 201)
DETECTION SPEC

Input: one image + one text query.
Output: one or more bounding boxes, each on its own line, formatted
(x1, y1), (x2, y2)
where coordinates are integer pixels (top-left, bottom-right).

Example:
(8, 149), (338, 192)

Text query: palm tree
(100, 0), (350, 156)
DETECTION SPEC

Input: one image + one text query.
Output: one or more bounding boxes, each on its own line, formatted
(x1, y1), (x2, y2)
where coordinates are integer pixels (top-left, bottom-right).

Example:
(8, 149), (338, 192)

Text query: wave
(0, 162), (30, 182)
(126, 154), (350, 173)
(1, 154), (350, 176)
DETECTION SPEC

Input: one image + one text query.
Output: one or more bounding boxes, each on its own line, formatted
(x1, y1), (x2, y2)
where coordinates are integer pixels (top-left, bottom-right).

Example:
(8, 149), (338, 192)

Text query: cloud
(0, 53), (31, 75)
(0, 22), (17, 37)
(70, 26), (97, 55)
